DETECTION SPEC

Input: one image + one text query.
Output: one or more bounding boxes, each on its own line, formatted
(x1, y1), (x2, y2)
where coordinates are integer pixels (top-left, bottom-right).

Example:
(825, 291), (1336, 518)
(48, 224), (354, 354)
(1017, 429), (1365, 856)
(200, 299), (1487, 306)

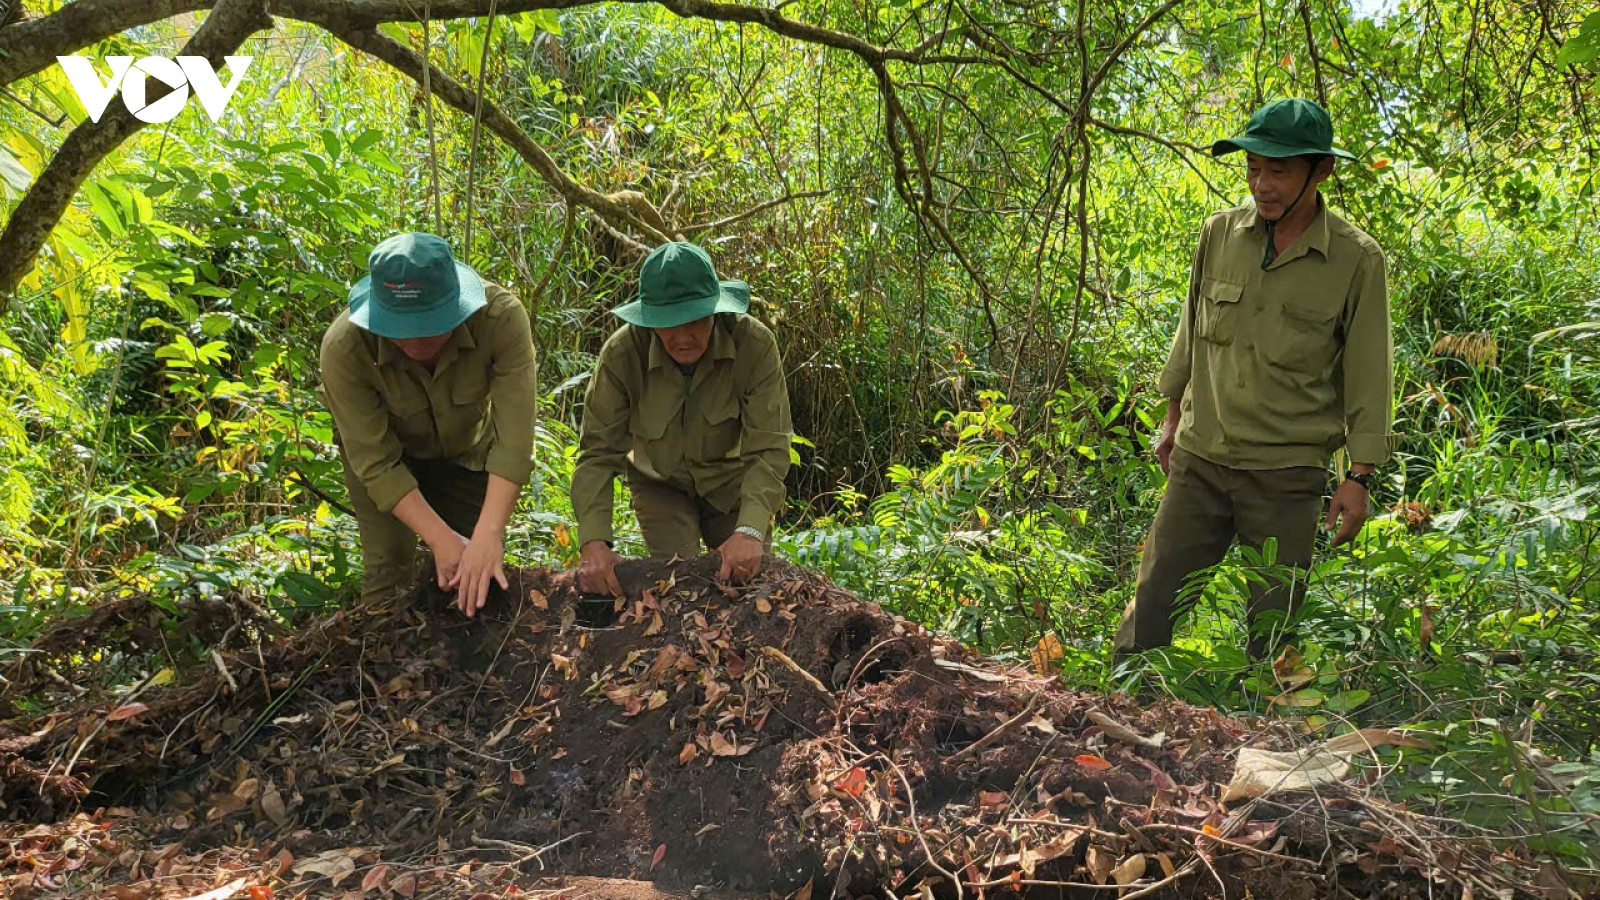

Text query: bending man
(321, 232), (535, 616)
(572, 242), (792, 594)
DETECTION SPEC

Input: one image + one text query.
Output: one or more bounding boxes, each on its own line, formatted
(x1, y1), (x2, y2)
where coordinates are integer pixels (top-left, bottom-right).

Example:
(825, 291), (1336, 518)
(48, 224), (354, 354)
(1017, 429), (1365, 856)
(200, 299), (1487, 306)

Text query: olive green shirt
(1158, 199), (1398, 469)
(572, 313), (793, 545)
(319, 283), (536, 513)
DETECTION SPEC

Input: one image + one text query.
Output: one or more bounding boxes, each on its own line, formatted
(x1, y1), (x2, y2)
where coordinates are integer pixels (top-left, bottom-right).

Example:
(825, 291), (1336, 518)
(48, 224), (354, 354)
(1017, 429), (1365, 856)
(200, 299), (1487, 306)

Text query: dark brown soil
(0, 556), (1501, 899)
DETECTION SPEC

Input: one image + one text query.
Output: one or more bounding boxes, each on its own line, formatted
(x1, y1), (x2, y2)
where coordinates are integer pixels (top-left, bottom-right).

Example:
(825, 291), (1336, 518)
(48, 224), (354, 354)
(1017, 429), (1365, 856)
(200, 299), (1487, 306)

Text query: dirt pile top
(1, 557), (1516, 898)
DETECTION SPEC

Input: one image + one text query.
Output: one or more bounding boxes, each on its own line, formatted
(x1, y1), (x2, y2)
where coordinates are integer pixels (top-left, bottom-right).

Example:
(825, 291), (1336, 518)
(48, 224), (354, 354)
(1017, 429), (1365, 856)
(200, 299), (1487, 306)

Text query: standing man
(572, 241), (792, 595)
(321, 232), (536, 617)
(1116, 99), (1398, 658)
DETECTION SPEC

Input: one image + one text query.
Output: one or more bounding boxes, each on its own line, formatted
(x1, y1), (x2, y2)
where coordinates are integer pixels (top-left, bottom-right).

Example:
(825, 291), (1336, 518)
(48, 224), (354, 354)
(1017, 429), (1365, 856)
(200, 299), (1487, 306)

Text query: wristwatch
(734, 525), (766, 542)
(1345, 470), (1375, 493)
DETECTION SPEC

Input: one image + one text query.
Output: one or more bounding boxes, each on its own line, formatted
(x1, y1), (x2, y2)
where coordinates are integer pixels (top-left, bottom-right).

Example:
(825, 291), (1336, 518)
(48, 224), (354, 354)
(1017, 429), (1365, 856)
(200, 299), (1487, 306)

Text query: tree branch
(682, 189), (830, 238)
(321, 23), (673, 244)
(0, 0), (273, 308)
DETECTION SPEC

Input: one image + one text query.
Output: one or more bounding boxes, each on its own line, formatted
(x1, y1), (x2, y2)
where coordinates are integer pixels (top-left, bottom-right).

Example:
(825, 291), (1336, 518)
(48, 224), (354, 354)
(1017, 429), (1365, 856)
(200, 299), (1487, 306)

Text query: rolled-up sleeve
(320, 328), (416, 513)
(1158, 221), (1210, 399)
(571, 335), (633, 545)
(1342, 248), (1399, 465)
(484, 292), (537, 486)
(735, 326), (793, 534)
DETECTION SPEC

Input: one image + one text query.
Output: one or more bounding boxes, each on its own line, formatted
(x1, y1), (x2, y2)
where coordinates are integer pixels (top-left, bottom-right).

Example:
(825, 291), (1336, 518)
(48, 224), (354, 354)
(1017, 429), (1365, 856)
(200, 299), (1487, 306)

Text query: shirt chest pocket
(381, 375), (434, 438)
(1268, 294), (1344, 375)
(696, 377), (742, 463)
(1196, 278), (1243, 345)
(442, 362), (491, 434)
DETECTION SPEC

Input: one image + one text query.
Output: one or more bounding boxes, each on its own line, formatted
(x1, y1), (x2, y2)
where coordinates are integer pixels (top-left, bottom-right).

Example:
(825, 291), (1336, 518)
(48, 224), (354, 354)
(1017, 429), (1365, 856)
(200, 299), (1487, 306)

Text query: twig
(944, 693), (1039, 764)
(473, 831), (589, 870)
(287, 466), (355, 517)
(210, 648), (239, 693)
(761, 645), (834, 698)
(883, 754), (962, 900)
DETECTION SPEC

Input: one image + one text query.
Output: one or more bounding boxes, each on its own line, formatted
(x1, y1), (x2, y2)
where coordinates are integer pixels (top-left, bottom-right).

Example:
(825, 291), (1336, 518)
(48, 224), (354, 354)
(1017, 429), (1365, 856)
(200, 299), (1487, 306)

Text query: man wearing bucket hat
(1116, 98), (1398, 658)
(570, 241), (792, 595)
(320, 232), (536, 617)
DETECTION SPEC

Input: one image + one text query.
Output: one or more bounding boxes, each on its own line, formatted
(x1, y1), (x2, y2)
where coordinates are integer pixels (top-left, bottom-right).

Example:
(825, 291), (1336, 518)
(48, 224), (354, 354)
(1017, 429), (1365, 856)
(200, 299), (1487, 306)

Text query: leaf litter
(0, 556), (1544, 899)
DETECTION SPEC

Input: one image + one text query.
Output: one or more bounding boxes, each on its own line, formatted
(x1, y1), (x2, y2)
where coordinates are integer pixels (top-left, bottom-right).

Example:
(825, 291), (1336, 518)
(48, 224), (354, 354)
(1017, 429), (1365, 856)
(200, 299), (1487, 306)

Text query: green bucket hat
(1210, 98), (1358, 160)
(611, 242), (750, 329)
(348, 232), (487, 339)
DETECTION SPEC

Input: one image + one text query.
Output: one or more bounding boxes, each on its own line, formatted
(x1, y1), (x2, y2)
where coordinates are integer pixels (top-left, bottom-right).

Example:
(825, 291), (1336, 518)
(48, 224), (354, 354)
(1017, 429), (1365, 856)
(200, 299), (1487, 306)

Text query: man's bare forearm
(474, 474), (521, 539)
(392, 489), (459, 549)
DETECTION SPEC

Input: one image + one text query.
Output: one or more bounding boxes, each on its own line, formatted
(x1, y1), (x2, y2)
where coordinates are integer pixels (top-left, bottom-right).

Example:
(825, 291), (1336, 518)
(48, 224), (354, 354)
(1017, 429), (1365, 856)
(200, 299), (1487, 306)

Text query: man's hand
(577, 540), (624, 597)
(450, 529), (509, 617)
(716, 531), (764, 585)
(429, 530), (471, 592)
(1325, 477), (1371, 546)
(1154, 397), (1182, 475)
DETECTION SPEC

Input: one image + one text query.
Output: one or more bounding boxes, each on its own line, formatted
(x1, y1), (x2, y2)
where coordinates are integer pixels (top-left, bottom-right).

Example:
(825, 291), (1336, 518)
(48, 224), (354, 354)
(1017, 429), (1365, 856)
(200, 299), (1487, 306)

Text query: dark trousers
(340, 449), (488, 601)
(625, 465), (742, 559)
(1116, 446), (1327, 658)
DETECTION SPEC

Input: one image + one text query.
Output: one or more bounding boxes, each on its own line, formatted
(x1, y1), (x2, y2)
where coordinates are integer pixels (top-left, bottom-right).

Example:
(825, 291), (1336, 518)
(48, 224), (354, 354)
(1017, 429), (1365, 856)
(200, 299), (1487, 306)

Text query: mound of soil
(0, 556), (1508, 899)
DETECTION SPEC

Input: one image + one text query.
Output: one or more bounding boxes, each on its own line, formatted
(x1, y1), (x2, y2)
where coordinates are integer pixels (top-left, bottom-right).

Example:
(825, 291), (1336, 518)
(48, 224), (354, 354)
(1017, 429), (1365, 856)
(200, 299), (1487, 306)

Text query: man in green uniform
(571, 242), (792, 595)
(1116, 99), (1398, 658)
(321, 232), (536, 617)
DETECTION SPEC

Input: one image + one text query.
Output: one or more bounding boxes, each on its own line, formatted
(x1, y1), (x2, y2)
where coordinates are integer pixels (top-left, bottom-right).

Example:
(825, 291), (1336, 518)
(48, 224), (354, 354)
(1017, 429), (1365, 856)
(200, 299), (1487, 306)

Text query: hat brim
(612, 279), (750, 328)
(348, 262), (487, 339)
(1211, 136), (1358, 160)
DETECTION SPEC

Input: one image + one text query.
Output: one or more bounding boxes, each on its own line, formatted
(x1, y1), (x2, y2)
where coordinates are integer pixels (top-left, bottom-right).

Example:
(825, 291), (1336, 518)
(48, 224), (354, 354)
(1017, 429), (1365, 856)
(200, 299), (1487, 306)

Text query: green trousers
(340, 448), (488, 601)
(1115, 446), (1327, 658)
(626, 464), (743, 560)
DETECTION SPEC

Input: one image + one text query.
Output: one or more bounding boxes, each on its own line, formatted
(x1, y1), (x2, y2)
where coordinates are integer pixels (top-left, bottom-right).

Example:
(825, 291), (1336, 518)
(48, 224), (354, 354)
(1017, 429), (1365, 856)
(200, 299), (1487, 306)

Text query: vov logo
(56, 56), (254, 124)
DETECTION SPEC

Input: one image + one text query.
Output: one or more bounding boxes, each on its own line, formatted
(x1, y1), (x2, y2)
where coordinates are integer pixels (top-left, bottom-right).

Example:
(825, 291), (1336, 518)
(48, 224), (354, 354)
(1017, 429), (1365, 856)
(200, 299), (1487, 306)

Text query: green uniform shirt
(1158, 199), (1399, 469)
(572, 313), (793, 545)
(320, 283), (536, 513)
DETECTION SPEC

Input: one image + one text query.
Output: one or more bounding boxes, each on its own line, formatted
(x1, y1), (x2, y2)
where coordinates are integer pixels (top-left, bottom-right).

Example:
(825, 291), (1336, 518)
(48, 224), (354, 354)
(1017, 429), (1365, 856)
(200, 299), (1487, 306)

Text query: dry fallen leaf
(755, 597), (773, 614)
(789, 878), (813, 900)
(834, 767), (868, 797)
(978, 791), (1009, 810)
(247, 887), (275, 900)
(1085, 845), (1114, 885)
(392, 874), (418, 898)
(362, 865), (390, 893)
(1030, 633), (1064, 675)
(1110, 853), (1147, 886)
(1086, 709), (1165, 749)
(644, 612), (663, 636)
(510, 768), (525, 786)
(1075, 754), (1113, 771)
(107, 702), (150, 722)
(650, 843), (667, 871)
(260, 786), (287, 826)
(679, 743), (699, 766)
(1221, 747), (1350, 802)
(710, 731), (751, 757)
(173, 879), (247, 900)
(1320, 727), (1432, 754)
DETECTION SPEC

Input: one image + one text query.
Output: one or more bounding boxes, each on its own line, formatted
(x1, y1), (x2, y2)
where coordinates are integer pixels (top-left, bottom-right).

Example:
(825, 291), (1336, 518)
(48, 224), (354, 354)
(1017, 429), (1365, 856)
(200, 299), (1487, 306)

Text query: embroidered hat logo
(56, 56), (253, 124)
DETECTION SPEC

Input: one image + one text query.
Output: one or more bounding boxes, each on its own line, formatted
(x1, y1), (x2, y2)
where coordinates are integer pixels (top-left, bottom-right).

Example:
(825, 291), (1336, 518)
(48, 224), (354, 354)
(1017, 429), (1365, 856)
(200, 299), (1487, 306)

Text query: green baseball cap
(347, 232), (487, 339)
(611, 242), (750, 329)
(1210, 98), (1358, 161)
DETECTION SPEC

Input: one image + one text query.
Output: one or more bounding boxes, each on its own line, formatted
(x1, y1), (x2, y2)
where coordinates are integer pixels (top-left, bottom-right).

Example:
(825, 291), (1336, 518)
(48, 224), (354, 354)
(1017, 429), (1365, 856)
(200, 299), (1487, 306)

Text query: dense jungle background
(3, 0), (1600, 890)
